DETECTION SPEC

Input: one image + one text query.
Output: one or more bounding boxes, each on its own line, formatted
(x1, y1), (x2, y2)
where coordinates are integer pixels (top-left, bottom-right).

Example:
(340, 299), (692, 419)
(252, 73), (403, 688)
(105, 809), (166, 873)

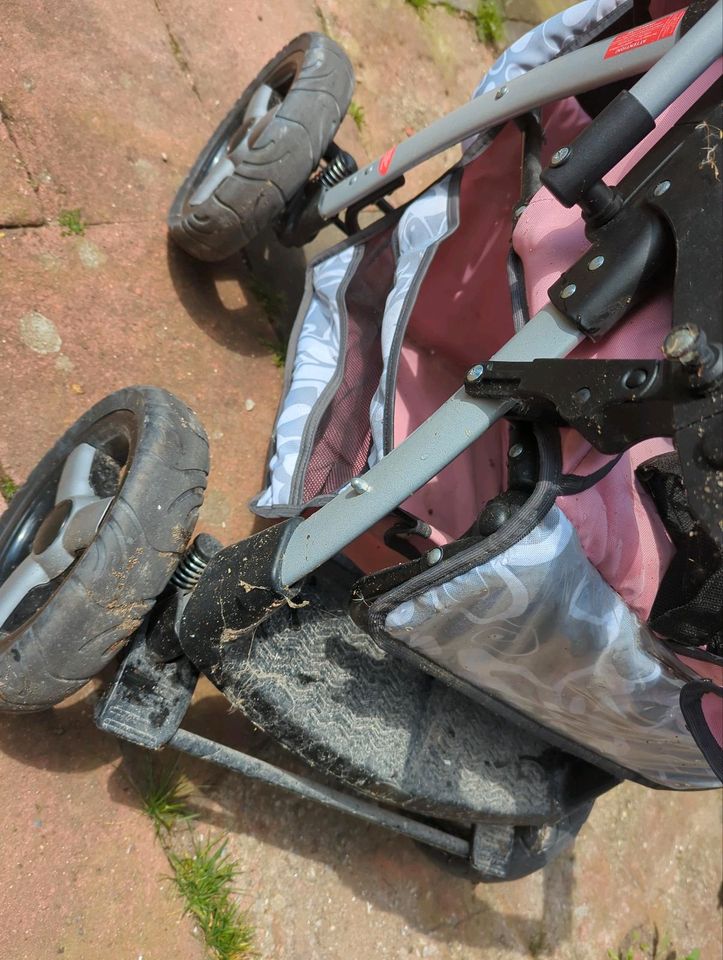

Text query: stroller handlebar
(318, 3), (721, 220)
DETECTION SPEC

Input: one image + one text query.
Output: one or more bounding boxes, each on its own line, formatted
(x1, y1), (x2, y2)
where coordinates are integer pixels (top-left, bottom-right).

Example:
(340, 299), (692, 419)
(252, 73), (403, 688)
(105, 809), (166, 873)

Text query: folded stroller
(1, 0), (721, 881)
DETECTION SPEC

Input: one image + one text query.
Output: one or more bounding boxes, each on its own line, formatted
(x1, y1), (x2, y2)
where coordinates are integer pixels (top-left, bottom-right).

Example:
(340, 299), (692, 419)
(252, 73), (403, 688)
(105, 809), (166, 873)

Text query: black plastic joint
(541, 91), (656, 208)
(548, 206), (670, 340)
(178, 517), (304, 674)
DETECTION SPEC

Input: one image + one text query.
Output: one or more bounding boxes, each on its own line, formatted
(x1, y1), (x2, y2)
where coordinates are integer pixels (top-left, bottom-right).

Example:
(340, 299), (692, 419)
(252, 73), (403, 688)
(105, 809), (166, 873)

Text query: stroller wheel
(0, 387), (209, 712)
(168, 32), (354, 261)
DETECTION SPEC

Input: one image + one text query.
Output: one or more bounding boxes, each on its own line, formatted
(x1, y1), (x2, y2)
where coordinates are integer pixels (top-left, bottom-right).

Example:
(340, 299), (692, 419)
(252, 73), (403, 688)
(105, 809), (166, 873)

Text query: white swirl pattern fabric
(472, 0), (630, 99)
(255, 247), (355, 509)
(385, 507), (716, 789)
(255, 179), (456, 506)
(368, 179), (453, 465)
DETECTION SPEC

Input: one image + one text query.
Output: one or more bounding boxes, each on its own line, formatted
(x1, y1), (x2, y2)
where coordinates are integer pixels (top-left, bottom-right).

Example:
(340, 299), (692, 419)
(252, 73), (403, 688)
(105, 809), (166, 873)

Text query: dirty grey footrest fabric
(207, 560), (586, 824)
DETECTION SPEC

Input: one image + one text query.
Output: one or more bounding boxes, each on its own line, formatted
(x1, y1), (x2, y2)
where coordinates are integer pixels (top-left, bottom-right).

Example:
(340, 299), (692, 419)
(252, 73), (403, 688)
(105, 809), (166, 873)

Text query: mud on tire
(168, 32), (355, 261)
(0, 386), (209, 712)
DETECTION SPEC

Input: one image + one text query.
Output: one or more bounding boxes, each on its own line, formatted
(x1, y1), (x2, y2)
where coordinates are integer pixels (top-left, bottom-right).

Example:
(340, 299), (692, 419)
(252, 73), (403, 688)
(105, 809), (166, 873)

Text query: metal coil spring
(170, 534), (219, 591)
(316, 151), (356, 188)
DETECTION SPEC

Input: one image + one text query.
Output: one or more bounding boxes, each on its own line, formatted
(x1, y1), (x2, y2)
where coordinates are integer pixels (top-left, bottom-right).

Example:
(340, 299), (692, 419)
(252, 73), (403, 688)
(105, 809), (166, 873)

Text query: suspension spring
(170, 533), (222, 591)
(315, 148), (357, 188)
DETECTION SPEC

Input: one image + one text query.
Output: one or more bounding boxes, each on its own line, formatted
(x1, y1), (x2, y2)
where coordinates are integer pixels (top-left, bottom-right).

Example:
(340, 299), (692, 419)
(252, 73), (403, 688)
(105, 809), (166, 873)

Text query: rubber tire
(168, 32), (354, 261)
(0, 386), (209, 712)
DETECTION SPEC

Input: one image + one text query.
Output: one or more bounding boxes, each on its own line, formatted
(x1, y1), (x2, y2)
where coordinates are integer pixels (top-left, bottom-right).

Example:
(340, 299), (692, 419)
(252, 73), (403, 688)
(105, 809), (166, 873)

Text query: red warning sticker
(604, 8), (685, 59)
(378, 146), (396, 176)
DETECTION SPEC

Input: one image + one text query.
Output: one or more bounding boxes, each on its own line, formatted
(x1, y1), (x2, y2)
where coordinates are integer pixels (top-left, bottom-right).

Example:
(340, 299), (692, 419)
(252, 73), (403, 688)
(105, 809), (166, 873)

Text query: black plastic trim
(541, 90), (655, 209)
(679, 680), (723, 782)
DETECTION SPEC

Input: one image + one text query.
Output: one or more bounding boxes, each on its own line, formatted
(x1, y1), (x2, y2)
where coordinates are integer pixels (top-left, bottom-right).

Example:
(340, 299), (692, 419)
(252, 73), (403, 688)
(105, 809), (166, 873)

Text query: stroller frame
(96, 2), (722, 879)
(268, 1), (723, 587)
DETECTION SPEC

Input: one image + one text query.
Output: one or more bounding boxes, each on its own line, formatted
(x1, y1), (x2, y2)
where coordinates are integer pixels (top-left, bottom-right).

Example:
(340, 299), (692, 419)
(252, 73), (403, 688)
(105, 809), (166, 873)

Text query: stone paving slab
(155, 0), (319, 117)
(0, 120), (44, 227)
(0, 0), (205, 224)
(1, 1), (721, 958)
(0, 220), (283, 543)
(314, 0), (490, 203)
(0, 682), (205, 960)
(155, 0), (491, 208)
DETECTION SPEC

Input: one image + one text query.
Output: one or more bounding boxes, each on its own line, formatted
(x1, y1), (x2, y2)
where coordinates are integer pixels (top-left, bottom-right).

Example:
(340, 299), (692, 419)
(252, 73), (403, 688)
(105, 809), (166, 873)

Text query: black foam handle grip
(541, 90), (656, 208)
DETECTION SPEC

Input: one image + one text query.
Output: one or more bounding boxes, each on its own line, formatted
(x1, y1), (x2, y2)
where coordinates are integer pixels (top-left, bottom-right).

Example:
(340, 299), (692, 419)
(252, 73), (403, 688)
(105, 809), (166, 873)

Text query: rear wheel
(168, 32), (355, 261)
(0, 386), (209, 712)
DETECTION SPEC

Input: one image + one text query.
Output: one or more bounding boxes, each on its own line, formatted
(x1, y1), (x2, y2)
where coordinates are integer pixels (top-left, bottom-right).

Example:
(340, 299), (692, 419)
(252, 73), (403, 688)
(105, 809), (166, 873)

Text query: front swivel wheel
(168, 32), (355, 261)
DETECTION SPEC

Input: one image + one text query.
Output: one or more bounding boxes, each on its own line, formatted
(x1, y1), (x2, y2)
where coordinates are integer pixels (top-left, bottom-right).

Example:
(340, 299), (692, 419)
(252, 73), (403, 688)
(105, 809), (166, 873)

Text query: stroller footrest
(202, 558), (600, 825)
(95, 630), (198, 749)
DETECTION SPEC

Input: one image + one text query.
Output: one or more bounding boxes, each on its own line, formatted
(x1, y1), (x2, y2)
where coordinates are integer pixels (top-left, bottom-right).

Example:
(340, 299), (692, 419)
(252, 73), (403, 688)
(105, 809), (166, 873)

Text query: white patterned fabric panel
(385, 507), (716, 790)
(256, 247), (355, 508)
(472, 0), (629, 100)
(368, 178), (454, 465)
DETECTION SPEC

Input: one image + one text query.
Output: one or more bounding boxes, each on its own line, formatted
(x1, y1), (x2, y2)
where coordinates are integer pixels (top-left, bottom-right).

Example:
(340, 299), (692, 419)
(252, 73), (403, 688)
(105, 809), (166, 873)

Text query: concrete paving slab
(0, 0), (207, 223)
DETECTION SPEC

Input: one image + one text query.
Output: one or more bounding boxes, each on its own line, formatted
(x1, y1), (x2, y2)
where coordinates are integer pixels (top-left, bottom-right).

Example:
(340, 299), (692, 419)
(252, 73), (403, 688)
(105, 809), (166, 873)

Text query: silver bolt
(350, 477), (371, 494)
(508, 443), (524, 459)
(513, 204), (527, 219)
(551, 146), (570, 167)
(560, 283), (577, 299)
(588, 255), (605, 271)
(466, 364), (485, 383)
(495, 85), (508, 100)
(653, 179), (671, 197)
(425, 547), (443, 566)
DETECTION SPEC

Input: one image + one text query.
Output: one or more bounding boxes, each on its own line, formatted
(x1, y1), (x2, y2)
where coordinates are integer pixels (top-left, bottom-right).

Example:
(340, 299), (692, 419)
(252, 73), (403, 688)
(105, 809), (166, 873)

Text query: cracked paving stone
(0, 119), (43, 226)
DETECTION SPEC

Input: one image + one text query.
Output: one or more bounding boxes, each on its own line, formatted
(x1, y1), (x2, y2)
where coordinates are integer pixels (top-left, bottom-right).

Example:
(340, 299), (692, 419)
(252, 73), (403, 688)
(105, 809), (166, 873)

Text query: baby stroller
(0, 0), (721, 882)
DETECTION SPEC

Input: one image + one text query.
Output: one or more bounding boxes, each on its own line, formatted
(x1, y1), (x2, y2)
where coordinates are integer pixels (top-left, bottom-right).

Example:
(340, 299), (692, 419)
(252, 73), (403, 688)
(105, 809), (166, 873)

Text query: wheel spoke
(0, 445), (112, 631)
(63, 497), (113, 553)
(0, 555), (49, 631)
(56, 443), (96, 503)
(244, 83), (274, 124)
(189, 155), (235, 206)
(235, 102), (280, 154)
(190, 83), (277, 207)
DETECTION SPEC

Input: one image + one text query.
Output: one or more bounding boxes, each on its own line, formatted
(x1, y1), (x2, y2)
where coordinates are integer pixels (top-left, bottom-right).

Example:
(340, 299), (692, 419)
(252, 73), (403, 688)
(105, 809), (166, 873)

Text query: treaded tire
(168, 32), (354, 261)
(0, 386), (209, 712)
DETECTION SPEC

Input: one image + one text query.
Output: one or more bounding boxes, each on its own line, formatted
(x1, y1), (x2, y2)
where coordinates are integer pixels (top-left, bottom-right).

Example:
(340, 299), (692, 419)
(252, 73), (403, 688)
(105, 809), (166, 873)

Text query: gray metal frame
(169, 728), (470, 857)
(277, 2), (723, 588)
(280, 304), (582, 585)
(319, 3), (722, 219)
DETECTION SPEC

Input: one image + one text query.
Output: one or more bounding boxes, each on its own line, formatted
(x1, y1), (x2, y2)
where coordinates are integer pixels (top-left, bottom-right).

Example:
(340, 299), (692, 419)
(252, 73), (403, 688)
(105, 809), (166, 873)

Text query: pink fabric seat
(380, 60), (721, 625)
